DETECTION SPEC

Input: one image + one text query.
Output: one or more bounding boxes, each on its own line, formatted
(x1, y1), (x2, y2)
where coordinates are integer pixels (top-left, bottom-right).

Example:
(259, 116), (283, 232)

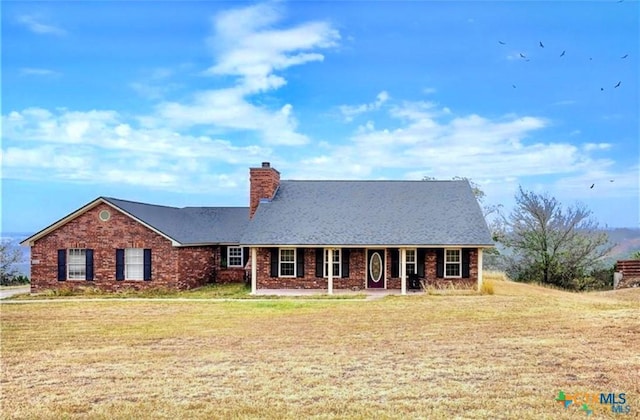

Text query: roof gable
(241, 180), (494, 246)
(21, 197), (249, 246)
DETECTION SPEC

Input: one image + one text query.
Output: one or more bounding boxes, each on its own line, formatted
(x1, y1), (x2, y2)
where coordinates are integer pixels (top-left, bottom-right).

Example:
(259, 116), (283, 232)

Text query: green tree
(500, 187), (610, 289)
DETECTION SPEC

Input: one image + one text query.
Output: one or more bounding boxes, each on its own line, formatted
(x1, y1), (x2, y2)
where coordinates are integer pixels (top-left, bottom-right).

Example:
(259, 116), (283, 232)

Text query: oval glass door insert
(369, 252), (382, 283)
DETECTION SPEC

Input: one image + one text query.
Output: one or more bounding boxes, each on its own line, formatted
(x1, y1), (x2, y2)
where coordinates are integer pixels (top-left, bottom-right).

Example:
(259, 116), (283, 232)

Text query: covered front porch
(247, 246), (486, 295)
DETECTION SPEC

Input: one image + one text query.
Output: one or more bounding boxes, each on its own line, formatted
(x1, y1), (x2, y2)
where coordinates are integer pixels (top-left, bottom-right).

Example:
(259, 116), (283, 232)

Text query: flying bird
(519, 53), (526, 58)
(600, 87), (604, 91)
(614, 81), (621, 88)
(512, 84), (516, 88)
(539, 41), (544, 48)
(498, 41), (506, 45)
(590, 184), (595, 189)
(560, 50), (566, 57)
(621, 54), (628, 59)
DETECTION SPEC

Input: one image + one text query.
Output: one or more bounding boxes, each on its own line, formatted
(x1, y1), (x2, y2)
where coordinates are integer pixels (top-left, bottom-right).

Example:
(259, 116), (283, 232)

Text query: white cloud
(17, 15), (66, 36)
(583, 143), (611, 152)
(287, 100), (619, 192)
(20, 68), (60, 77)
(339, 91), (390, 122)
(3, 2), (342, 195)
(206, 2), (339, 91)
(1, 108), (271, 192)
(153, 3), (339, 145)
(130, 67), (184, 100)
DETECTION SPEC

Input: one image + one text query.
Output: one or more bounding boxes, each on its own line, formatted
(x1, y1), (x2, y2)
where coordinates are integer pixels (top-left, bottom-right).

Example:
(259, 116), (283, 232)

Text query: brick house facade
(24, 200), (246, 293)
(23, 162), (493, 294)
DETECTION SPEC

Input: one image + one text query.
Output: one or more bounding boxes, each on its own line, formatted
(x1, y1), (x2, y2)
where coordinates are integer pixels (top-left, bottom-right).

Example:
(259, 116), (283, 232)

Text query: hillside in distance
(605, 228), (640, 262)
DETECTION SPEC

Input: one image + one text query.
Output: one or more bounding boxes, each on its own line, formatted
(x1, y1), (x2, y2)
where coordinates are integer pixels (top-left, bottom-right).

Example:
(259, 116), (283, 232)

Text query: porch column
(400, 248), (407, 295)
(251, 247), (257, 295)
(327, 248), (334, 295)
(477, 248), (484, 292)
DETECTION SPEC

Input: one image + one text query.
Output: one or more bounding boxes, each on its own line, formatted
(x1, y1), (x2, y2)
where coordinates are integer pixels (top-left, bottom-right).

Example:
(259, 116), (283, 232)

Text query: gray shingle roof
(241, 180), (494, 246)
(103, 197), (249, 245)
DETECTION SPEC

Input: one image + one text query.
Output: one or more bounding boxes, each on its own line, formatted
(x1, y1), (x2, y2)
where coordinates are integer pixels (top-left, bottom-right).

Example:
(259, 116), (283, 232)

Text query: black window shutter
(296, 248), (305, 278)
(436, 248), (444, 278)
(417, 248), (426, 278)
(270, 248), (278, 277)
(390, 248), (399, 278)
(462, 249), (471, 278)
(57, 249), (66, 281)
(220, 246), (228, 268)
(315, 248), (323, 277)
(116, 249), (125, 281)
(243, 247), (250, 267)
(143, 249), (152, 281)
(85, 249), (94, 281)
(341, 249), (350, 278)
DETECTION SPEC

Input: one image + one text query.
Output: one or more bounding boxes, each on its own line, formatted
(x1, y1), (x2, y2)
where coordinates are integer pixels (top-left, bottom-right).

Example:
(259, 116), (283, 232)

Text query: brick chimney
(249, 162), (280, 219)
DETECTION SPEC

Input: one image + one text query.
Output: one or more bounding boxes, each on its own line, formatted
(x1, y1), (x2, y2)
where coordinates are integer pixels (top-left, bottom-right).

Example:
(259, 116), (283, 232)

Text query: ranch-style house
(21, 162), (494, 294)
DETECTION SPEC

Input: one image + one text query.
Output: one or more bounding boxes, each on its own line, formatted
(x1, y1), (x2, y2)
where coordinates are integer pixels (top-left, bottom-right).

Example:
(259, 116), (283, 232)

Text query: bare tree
(1, 239), (24, 283)
(500, 187), (610, 288)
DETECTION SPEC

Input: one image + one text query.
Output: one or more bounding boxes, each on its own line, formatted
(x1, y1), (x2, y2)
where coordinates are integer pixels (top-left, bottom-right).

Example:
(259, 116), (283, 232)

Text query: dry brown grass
(1, 281), (639, 419)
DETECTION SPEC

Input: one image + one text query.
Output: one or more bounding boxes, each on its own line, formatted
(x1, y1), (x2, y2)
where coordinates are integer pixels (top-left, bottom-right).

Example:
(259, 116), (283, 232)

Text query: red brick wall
(254, 247), (479, 290)
(616, 260), (640, 289)
(176, 247), (246, 287)
(176, 246), (216, 289)
(216, 268), (246, 284)
(249, 163), (280, 219)
(28, 202), (230, 293)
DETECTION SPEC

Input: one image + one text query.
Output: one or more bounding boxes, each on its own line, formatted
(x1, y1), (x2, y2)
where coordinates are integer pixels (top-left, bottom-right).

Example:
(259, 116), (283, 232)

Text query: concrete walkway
(255, 289), (423, 300)
(0, 286), (30, 299)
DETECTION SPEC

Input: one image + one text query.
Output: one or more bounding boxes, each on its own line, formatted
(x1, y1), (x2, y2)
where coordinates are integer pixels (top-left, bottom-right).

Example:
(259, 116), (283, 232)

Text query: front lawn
(1, 280), (638, 419)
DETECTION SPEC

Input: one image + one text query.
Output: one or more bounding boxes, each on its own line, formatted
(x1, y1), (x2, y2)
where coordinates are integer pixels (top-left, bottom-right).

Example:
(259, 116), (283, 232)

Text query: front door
(367, 249), (385, 289)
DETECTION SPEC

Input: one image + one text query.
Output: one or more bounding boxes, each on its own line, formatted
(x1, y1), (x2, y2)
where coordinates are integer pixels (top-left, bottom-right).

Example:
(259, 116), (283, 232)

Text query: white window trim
(227, 246), (244, 268)
(67, 248), (86, 281)
(323, 248), (341, 278)
(279, 248), (296, 278)
(444, 248), (462, 278)
(405, 248), (417, 276)
(125, 248), (144, 281)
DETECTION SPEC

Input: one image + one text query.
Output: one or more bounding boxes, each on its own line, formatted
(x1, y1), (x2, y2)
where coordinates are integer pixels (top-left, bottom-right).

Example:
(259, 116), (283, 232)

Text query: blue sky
(2, 0), (639, 234)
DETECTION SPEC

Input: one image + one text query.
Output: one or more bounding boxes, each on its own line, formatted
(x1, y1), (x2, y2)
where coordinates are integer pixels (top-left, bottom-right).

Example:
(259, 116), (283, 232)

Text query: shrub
(0, 275), (30, 286)
(480, 279), (495, 295)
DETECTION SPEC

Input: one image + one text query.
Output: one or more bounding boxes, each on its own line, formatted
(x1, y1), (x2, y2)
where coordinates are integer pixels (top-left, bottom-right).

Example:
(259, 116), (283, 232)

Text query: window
(126, 248), (144, 280)
(227, 247), (243, 267)
(445, 249), (461, 277)
(116, 248), (150, 281)
(405, 249), (416, 276)
(67, 249), (86, 280)
(323, 249), (341, 277)
(279, 248), (296, 277)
